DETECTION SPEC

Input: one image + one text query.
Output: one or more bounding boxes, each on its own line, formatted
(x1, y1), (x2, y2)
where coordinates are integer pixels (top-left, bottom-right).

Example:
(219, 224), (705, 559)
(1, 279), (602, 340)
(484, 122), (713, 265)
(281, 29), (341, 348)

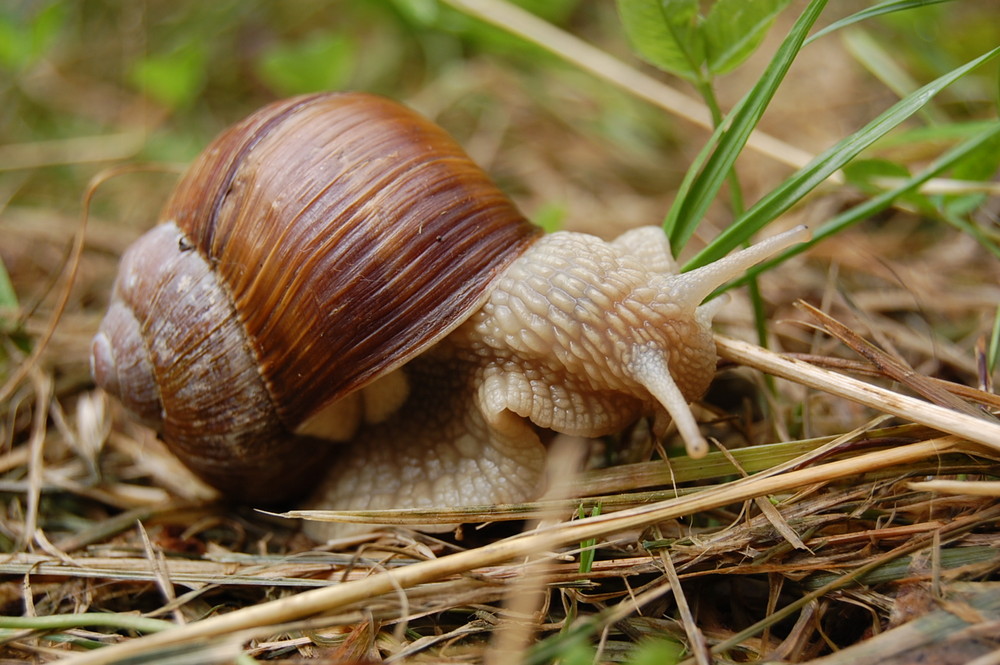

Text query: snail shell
(91, 91), (809, 532)
(91, 92), (540, 501)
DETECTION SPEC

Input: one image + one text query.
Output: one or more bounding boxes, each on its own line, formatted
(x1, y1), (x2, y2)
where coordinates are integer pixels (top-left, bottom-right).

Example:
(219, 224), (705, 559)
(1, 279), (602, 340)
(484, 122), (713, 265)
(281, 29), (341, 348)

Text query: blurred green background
(3, 1), (997, 225)
(1, 0), (998, 331)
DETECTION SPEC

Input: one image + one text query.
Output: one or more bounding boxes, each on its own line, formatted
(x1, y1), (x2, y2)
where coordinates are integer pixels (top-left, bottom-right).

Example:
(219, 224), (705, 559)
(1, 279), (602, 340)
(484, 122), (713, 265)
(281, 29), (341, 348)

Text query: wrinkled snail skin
(302, 223), (808, 541)
(89, 91), (810, 538)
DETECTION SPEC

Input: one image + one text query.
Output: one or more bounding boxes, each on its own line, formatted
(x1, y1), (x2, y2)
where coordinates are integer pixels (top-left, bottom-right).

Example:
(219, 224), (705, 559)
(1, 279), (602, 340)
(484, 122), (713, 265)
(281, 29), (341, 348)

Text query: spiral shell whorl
(94, 223), (337, 501)
(161, 92), (541, 432)
(91, 302), (161, 426)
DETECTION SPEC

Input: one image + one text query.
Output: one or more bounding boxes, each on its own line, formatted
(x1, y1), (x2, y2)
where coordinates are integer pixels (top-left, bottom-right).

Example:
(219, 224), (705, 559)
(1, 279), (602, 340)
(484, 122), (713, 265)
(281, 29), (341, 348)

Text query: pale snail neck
(301, 225), (811, 540)
(449, 229), (717, 438)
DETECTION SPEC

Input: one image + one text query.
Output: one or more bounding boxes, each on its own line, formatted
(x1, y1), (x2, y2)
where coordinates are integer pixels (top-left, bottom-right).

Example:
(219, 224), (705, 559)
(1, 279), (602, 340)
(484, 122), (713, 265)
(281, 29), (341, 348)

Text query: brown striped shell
(91, 92), (541, 501)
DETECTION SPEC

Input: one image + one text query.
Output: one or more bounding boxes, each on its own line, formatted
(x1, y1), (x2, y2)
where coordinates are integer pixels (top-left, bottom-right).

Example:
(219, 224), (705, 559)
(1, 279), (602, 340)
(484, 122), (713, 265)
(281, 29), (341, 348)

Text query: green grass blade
(684, 45), (1000, 270)
(806, 0), (951, 46)
(0, 612), (173, 634)
(665, 0), (828, 254)
(718, 120), (1000, 292)
(661, 119), (729, 241)
(578, 503), (601, 574)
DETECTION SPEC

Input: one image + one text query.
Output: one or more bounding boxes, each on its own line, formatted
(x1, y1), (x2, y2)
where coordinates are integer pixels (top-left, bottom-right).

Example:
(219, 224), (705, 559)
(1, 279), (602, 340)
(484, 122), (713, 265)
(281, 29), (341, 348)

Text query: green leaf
(617, 0), (704, 82)
(523, 618), (602, 665)
(703, 0), (793, 75)
(129, 44), (206, 110)
(684, 45), (1000, 270)
(255, 32), (356, 96)
(0, 2), (65, 71)
(664, 0), (828, 253)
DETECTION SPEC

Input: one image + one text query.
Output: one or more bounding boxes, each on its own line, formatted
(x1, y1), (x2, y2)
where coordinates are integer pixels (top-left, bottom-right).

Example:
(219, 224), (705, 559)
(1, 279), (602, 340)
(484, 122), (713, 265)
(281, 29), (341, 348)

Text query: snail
(91, 92), (808, 539)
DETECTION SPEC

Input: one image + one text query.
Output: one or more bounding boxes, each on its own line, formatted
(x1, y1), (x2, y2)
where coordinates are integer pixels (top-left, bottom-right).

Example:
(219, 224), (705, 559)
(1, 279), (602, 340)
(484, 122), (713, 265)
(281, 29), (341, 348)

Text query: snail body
(91, 92), (807, 537)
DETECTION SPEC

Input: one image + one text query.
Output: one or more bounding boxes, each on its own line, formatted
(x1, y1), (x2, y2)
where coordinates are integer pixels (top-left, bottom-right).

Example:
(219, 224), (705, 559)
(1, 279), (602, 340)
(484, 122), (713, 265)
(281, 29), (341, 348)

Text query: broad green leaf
(552, 643), (595, 665)
(703, 0), (793, 75)
(684, 45), (1000, 270)
(129, 45), (206, 110)
(617, 0), (704, 81)
(256, 32), (356, 96)
(665, 0), (828, 252)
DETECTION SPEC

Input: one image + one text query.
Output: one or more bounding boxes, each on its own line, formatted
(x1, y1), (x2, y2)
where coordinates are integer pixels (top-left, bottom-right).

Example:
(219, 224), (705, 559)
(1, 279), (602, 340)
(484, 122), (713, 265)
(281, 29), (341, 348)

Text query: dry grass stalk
(30, 431), (987, 664)
(715, 335), (1000, 453)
